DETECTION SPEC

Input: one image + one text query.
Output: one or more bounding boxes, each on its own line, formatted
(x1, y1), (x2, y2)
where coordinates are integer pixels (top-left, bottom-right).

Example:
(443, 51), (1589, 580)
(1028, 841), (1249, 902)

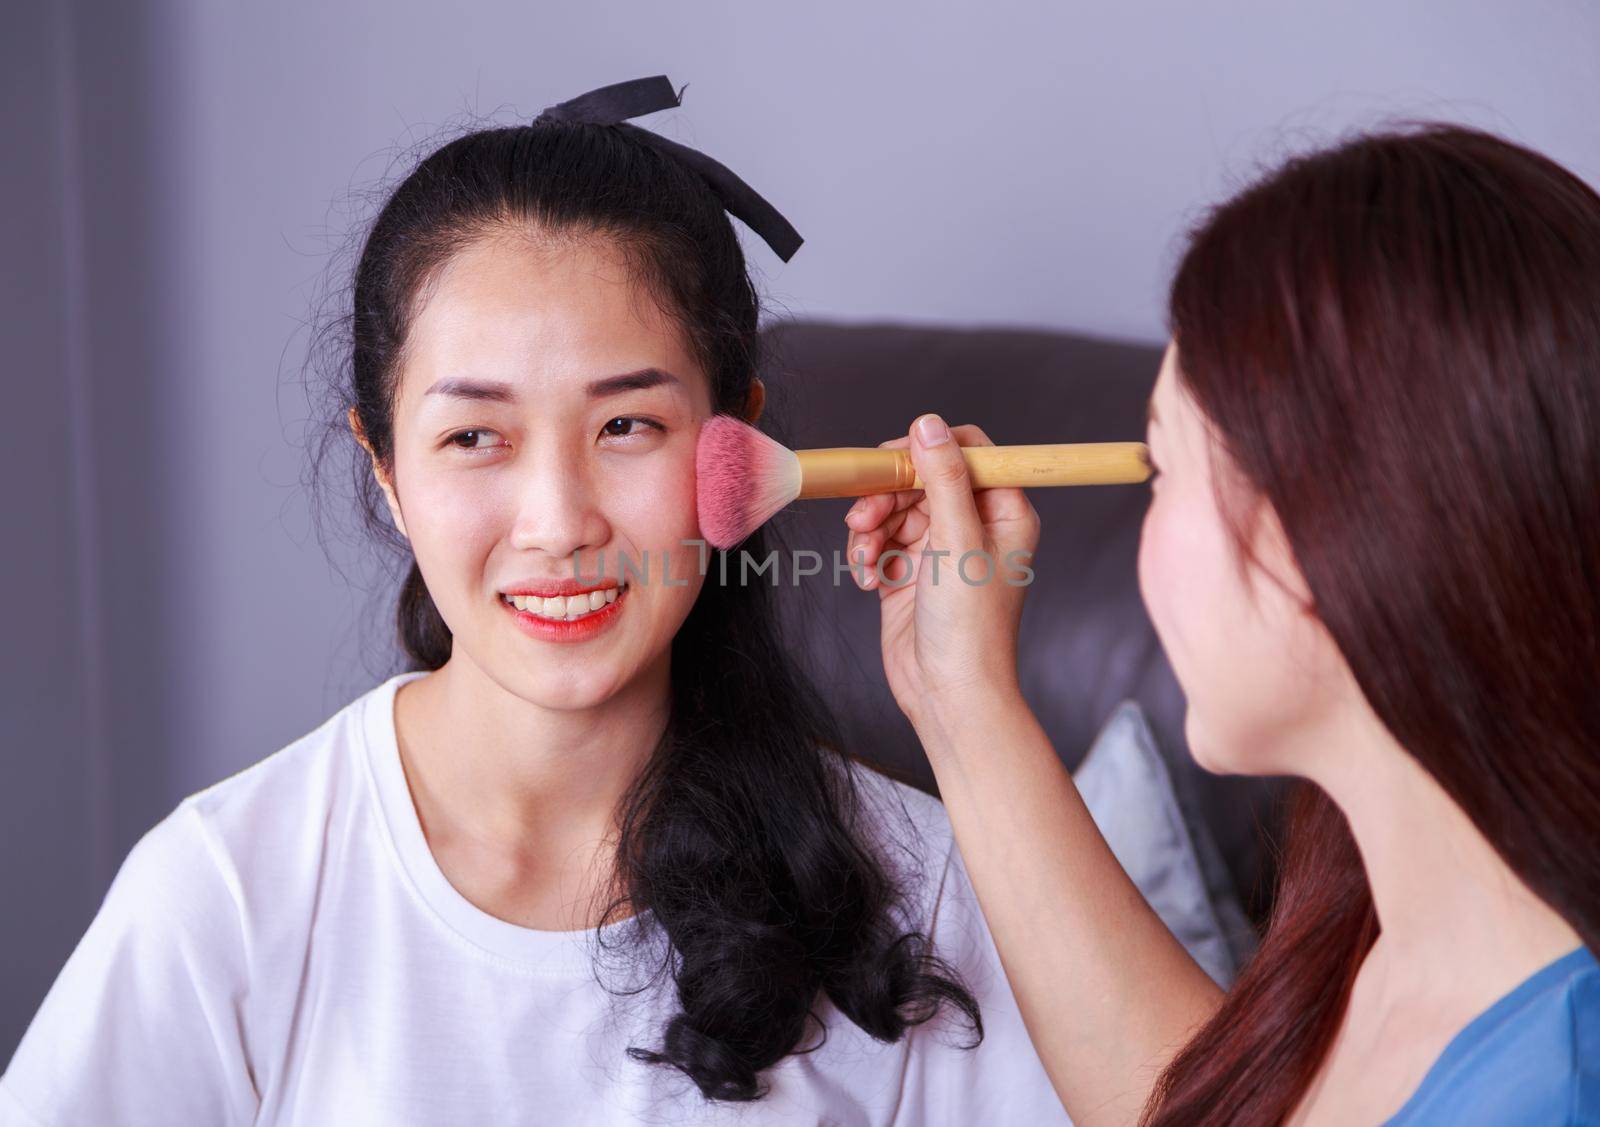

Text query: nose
(506, 444), (610, 562)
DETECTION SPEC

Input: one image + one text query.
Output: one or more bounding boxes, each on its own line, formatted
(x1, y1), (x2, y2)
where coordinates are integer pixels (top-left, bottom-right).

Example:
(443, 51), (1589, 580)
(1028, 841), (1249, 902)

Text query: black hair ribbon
(535, 75), (804, 263)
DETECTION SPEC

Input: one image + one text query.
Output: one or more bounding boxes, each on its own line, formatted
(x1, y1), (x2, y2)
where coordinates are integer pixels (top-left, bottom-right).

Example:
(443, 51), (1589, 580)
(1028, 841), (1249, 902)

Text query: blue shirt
(1385, 945), (1599, 1125)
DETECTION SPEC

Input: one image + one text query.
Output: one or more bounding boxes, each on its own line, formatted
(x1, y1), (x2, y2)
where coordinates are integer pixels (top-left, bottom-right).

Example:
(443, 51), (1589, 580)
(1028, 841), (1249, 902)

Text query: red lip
(500, 585), (627, 643)
(500, 577), (623, 598)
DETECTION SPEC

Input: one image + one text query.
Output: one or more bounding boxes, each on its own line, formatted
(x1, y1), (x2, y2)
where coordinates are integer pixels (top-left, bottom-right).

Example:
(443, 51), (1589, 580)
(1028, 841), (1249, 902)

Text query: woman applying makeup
(846, 124), (1599, 1124)
(0, 78), (1065, 1126)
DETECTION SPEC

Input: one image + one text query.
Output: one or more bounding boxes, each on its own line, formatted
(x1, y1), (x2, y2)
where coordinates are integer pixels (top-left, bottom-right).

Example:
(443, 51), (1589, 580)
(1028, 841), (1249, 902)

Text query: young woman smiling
(0, 80), (1066, 1126)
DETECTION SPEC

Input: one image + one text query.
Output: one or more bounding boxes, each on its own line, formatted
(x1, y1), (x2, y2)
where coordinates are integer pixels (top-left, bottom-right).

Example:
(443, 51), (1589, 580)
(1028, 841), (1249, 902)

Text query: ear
(742, 377), (766, 424)
(347, 406), (408, 540)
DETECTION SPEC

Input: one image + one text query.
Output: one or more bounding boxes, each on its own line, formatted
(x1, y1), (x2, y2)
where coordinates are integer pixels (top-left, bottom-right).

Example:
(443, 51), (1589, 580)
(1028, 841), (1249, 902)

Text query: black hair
(304, 113), (981, 1101)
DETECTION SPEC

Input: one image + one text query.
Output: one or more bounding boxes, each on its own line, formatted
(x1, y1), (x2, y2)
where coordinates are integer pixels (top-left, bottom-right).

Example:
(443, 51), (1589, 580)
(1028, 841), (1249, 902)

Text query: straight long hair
(1146, 124), (1600, 1123)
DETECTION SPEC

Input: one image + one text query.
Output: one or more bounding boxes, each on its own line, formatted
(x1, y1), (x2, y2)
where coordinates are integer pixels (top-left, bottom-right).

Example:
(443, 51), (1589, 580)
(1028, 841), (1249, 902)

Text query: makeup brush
(696, 413), (1151, 549)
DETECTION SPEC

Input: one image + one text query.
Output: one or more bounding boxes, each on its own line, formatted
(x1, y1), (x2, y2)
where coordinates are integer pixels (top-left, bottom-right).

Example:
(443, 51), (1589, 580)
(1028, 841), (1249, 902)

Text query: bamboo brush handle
(795, 442), (1150, 499)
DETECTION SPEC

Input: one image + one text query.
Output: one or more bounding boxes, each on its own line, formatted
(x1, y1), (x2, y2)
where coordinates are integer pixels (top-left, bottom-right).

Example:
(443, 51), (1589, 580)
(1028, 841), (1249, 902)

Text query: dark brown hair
(1146, 124), (1600, 1123)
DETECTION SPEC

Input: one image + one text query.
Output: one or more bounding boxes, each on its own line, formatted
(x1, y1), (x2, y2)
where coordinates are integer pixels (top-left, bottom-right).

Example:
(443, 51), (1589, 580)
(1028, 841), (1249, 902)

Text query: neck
(397, 650), (670, 862)
(1305, 697), (1582, 1003)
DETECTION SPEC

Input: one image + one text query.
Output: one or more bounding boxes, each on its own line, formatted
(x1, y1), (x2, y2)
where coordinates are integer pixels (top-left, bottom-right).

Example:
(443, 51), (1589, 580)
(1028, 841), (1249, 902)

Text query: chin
(1184, 707), (1300, 779)
(501, 657), (630, 712)
(1182, 708), (1248, 777)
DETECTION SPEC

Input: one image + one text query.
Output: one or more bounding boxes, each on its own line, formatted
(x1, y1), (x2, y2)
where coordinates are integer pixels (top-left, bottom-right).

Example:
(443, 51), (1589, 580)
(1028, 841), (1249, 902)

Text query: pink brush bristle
(695, 414), (802, 549)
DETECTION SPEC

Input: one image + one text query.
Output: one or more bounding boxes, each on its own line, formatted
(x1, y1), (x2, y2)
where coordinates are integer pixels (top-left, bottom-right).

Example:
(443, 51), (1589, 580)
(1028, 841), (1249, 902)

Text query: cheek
(398, 456), (507, 565)
(1138, 490), (1222, 685)
(602, 445), (706, 607)
(1139, 490), (1339, 774)
(602, 441), (702, 570)
(1138, 487), (1277, 772)
(608, 450), (699, 542)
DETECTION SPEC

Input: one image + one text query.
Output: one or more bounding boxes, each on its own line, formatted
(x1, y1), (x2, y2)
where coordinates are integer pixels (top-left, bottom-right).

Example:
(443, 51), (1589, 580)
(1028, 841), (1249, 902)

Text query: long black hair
(303, 109), (980, 1101)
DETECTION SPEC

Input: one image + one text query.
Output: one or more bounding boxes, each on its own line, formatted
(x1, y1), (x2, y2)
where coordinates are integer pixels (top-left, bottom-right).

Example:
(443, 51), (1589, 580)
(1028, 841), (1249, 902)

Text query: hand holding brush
(695, 412), (1150, 549)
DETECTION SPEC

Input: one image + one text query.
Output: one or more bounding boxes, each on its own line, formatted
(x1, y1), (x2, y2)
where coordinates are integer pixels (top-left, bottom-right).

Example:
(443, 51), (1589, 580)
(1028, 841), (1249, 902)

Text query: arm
(844, 414), (1221, 1125)
(915, 686), (1221, 1125)
(852, 771), (1071, 1127)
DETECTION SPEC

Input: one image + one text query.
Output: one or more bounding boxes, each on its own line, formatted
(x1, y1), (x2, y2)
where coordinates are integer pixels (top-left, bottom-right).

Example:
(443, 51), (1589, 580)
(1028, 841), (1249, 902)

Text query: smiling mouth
(498, 584), (626, 622)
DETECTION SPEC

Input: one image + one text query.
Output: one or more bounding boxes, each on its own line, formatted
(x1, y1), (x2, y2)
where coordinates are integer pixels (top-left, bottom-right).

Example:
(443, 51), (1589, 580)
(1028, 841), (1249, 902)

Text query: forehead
(1152, 341), (1201, 425)
(397, 230), (707, 406)
(1153, 340), (1180, 403)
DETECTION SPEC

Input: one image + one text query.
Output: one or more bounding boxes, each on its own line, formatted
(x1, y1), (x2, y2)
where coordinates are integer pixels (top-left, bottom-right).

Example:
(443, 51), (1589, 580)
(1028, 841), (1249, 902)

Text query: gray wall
(4, 0), (186, 1060)
(6, 0), (1598, 1060)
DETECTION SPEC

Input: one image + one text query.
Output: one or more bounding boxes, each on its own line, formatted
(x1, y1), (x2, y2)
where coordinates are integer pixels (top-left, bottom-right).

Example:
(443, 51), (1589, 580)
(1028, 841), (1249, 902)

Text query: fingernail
(915, 414), (950, 446)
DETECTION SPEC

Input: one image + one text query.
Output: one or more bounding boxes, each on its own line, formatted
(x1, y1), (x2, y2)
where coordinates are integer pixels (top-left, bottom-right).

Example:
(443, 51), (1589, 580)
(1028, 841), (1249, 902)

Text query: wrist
(910, 680), (1032, 758)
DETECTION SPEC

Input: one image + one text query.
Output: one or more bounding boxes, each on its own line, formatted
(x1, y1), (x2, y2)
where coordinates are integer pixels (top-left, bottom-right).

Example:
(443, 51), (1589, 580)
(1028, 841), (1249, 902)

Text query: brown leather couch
(758, 320), (1284, 922)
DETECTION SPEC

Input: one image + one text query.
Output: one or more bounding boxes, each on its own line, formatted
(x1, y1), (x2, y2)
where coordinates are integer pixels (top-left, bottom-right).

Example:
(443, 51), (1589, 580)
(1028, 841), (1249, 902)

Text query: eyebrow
(585, 368), (682, 398)
(422, 368), (684, 404)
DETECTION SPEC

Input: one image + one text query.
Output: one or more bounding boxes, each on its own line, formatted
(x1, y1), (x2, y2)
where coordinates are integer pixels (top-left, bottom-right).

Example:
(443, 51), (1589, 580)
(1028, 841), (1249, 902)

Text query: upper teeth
(504, 587), (621, 619)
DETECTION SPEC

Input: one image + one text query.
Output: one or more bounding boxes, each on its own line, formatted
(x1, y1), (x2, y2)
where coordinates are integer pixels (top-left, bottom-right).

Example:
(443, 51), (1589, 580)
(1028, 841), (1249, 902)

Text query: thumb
(910, 413), (984, 551)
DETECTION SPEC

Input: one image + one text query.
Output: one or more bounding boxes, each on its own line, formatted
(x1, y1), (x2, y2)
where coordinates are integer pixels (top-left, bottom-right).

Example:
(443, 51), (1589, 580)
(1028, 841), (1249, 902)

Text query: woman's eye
(445, 428), (503, 453)
(599, 416), (665, 441)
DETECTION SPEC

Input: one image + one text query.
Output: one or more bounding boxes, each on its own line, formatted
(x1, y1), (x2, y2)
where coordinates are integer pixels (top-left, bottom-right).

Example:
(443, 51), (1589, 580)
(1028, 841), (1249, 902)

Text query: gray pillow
(1072, 700), (1255, 987)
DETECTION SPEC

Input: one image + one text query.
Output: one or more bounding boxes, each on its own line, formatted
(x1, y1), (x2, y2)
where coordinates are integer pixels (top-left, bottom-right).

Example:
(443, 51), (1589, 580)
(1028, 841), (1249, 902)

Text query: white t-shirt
(1, 671), (1069, 1126)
